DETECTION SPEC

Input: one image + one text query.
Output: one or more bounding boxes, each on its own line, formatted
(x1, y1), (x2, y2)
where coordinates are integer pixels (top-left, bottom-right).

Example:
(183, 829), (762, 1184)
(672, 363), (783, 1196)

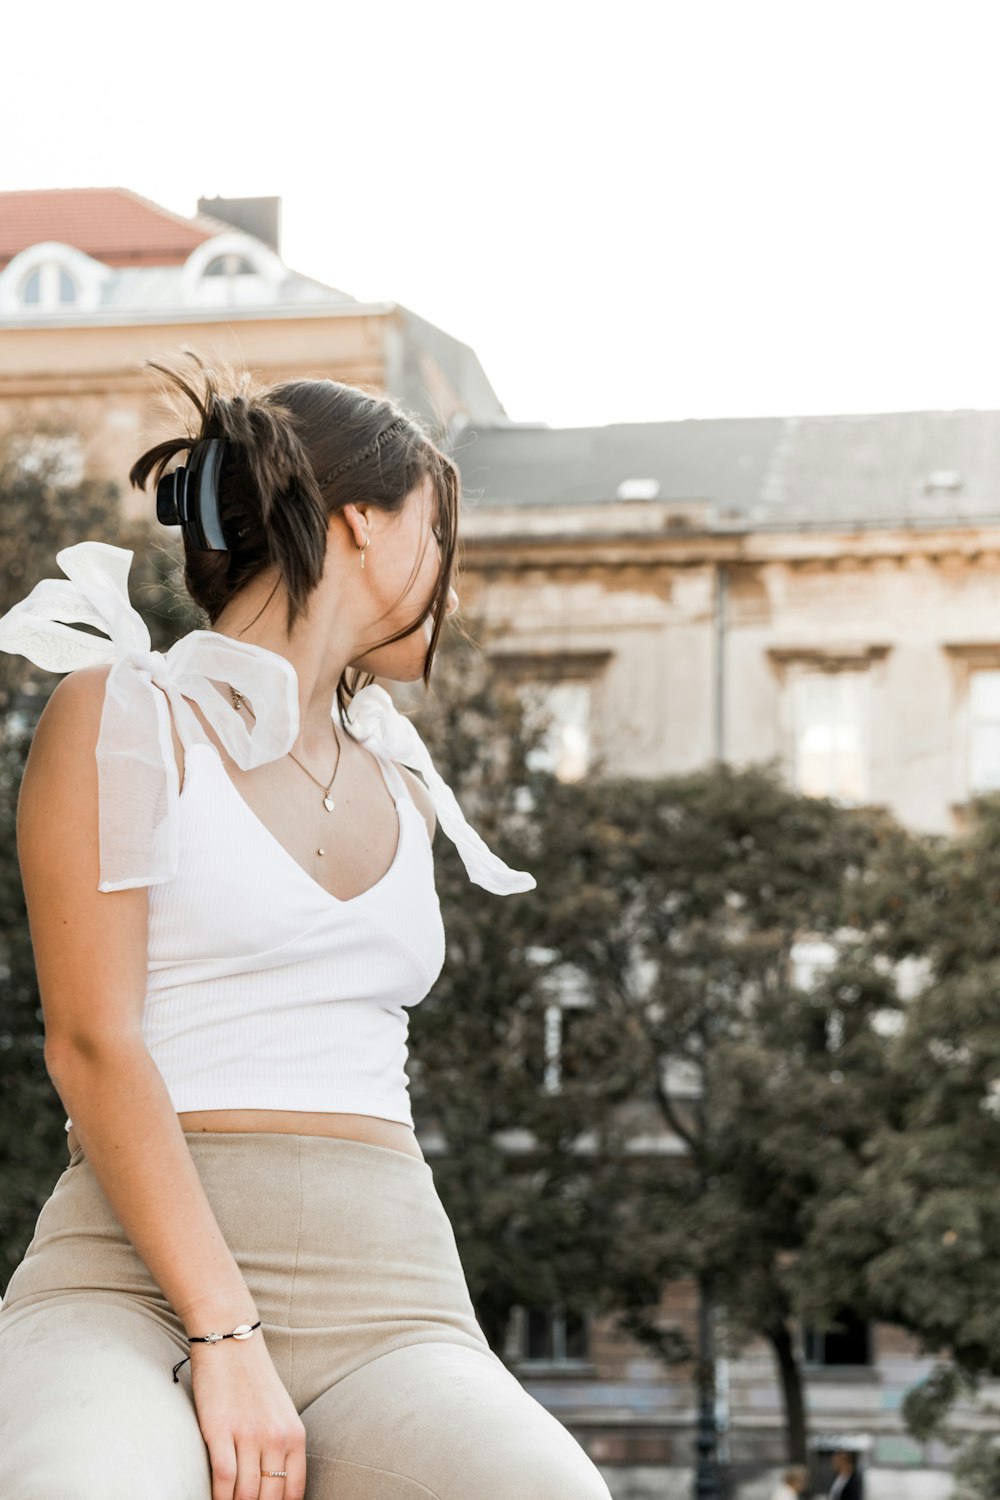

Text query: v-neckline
(188, 741), (409, 910)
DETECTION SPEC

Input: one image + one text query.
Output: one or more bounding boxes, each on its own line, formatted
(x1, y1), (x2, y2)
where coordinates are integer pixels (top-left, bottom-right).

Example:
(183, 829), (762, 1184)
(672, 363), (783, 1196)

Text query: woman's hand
(189, 1334), (307, 1500)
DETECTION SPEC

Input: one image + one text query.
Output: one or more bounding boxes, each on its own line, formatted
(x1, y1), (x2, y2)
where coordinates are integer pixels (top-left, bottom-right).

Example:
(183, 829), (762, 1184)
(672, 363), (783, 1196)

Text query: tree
(406, 626), (915, 1465)
(405, 623), (638, 1355)
(792, 793), (1000, 1476)
(517, 754), (911, 1462)
(0, 425), (189, 1277)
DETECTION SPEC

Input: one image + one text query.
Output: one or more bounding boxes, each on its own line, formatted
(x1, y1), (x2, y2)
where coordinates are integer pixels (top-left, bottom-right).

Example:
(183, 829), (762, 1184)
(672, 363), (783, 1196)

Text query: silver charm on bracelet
(171, 1319), (261, 1381)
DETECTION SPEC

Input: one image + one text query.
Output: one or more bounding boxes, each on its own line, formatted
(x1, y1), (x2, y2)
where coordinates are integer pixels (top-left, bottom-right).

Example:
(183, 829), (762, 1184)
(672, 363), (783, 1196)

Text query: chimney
(198, 196), (281, 254)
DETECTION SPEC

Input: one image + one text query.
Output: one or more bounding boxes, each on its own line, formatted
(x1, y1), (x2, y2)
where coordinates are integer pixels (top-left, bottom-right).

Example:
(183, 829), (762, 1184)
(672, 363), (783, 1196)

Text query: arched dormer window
(181, 230), (286, 308)
(0, 242), (106, 315)
(19, 263), (78, 307)
(202, 253), (257, 277)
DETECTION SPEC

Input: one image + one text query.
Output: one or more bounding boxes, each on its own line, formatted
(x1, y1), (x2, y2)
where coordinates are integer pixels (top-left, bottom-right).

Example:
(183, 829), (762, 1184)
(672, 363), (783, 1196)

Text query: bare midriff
(66, 1109), (425, 1164)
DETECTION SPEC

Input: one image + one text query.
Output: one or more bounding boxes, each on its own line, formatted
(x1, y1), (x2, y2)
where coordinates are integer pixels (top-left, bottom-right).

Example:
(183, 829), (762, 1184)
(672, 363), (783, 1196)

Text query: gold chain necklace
(229, 684), (341, 857)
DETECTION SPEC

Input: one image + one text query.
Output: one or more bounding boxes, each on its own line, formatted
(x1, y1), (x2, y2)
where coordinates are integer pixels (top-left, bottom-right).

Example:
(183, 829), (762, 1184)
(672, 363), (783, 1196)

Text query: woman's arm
(18, 665), (256, 1333)
(19, 664), (308, 1499)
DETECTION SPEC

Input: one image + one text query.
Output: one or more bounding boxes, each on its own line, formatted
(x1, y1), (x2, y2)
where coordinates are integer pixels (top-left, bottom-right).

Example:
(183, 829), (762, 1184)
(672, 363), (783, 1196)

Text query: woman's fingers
(257, 1446), (290, 1495)
(279, 1440), (308, 1500)
(234, 1435), (271, 1500)
(233, 1440), (303, 1500)
(206, 1434), (238, 1500)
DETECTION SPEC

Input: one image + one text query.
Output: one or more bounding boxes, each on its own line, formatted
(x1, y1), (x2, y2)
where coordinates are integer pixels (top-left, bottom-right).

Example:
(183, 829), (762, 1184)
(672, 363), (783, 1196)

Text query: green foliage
(0, 428), (191, 1282)
(405, 631), (915, 1463)
(900, 1363), (1000, 1500)
(901, 1360), (973, 1444)
(403, 629), (637, 1353)
(530, 758), (912, 1458)
(951, 1438), (1000, 1499)
(795, 796), (1000, 1378)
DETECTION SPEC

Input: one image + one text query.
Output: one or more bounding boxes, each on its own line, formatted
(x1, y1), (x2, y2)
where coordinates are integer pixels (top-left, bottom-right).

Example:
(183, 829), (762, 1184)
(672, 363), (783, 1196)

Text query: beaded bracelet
(171, 1319), (262, 1382)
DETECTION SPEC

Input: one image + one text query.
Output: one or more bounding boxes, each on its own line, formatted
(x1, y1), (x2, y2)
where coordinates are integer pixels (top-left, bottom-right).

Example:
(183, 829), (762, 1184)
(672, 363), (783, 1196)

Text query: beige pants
(0, 1131), (612, 1500)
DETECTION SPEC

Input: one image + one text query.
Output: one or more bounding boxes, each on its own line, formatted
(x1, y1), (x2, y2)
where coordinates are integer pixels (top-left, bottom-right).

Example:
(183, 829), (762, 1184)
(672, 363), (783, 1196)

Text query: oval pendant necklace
(229, 684), (341, 856)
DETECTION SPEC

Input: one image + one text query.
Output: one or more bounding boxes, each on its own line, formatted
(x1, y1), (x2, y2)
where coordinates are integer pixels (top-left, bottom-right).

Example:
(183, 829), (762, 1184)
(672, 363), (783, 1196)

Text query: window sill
(509, 1359), (598, 1378)
(803, 1364), (879, 1382)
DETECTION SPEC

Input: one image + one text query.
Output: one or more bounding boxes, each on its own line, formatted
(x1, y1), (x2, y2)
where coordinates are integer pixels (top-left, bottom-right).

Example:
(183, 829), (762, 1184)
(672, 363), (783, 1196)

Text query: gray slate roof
(96, 264), (357, 313)
(449, 410), (1000, 528)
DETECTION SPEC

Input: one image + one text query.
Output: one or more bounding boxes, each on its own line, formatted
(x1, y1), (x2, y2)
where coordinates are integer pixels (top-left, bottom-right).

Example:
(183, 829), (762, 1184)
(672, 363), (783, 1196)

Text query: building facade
(0, 186), (507, 518)
(451, 411), (1000, 840)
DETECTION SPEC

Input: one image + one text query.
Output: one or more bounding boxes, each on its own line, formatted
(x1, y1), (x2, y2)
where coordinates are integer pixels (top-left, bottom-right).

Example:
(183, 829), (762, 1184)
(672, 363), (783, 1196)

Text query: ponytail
(128, 348), (461, 703)
(130, 352), (329, 634)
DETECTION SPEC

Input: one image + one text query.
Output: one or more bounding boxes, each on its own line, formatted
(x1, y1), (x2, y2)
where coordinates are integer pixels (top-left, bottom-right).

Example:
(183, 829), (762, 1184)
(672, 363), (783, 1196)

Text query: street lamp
(693, 1281), (724, 1499)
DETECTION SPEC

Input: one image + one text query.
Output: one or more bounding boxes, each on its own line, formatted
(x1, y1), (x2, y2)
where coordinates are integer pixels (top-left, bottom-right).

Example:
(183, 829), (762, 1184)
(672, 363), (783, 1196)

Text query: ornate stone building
(452, 411), (1000, 839)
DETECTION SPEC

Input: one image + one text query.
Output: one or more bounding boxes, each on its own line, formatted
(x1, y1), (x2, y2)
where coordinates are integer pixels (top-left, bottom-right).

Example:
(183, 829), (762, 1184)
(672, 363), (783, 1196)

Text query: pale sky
(5, 0), (1000, 428)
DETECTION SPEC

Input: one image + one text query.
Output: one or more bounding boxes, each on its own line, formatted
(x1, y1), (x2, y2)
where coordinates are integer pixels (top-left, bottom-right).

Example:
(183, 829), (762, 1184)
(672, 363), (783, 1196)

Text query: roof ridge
(0, 186), (277, 254)
(115, 186), (234, 240)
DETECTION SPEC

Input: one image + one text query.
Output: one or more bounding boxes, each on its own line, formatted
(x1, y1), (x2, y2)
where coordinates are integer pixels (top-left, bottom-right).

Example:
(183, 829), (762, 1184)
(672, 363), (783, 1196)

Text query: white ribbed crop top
(135, 724), (446, 1129)
(0, 540), (537, 1136)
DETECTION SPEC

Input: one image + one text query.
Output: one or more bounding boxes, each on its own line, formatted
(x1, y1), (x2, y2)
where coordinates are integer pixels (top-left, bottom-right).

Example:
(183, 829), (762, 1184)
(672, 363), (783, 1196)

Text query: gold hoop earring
(358, 534), (370, 570)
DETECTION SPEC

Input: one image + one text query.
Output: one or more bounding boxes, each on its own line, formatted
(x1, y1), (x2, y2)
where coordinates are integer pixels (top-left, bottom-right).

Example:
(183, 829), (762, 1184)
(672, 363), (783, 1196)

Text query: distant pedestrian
(770, 1463), (809, 1498)
(828, 1448), (863, 1499)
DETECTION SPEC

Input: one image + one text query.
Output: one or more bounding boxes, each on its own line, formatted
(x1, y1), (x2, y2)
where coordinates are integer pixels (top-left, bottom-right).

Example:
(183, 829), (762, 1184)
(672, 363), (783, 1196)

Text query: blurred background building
(0, 186), (504, 506)
(456, 414), (1000, 841)
(5, 184), (992, 1499)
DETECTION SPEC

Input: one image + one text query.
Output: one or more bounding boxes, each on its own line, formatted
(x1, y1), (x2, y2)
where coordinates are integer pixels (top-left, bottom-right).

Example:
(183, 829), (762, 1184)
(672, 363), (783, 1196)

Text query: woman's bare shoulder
(27, 664), (186, 791)
(26, 664), (114, 769)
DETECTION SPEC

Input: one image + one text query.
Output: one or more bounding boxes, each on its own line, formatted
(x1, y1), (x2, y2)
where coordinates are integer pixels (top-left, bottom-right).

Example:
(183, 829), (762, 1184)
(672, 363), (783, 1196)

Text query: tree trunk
(765, 1318), (808, 1464)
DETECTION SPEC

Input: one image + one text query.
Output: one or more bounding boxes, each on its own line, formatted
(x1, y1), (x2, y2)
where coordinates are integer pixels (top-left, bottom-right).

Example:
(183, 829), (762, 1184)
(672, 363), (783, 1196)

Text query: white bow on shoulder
(345, 683), (536, 894)
(0, 540), (536, 896)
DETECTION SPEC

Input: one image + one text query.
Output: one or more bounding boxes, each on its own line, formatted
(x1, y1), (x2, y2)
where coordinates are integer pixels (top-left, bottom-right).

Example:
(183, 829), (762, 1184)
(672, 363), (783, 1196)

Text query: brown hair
(129, 350), (461, 726)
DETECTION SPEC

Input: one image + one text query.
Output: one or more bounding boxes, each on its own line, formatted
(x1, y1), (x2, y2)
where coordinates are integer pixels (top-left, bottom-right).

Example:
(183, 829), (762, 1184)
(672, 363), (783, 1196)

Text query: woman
(0, 354), (612, 1500)
(771, 1464), (810, 1499)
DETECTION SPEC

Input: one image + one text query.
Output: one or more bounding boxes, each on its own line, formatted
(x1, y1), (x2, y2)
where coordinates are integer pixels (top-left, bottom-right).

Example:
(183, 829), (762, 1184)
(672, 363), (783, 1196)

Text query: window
(791, 670), (867, 802)
(491, 650), (609, 802)
(0, 242), (104, 316)
(510, 1304), (591, 1366)
(803, 1309), (872, 1367)
(542, 999), (590, 1093)
(523, 958), (593, 1094)
(182, 232), (286, 308)
(522, 680), (592, 782)
(790, 938), (837, 992)
(18, 262), (77, 309)
(968, 669), (1000, 793)
(203, 253), (258, 277)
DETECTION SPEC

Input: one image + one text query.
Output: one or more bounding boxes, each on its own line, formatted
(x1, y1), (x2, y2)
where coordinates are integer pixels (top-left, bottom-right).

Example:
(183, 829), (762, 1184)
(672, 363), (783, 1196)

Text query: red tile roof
(0, 187), (227, 269)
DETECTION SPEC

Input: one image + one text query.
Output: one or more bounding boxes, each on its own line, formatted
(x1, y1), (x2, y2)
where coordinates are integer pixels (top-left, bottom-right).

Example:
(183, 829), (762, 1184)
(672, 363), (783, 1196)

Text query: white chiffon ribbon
(345, 684), (536, 894)
(0, 540), (536, 896)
